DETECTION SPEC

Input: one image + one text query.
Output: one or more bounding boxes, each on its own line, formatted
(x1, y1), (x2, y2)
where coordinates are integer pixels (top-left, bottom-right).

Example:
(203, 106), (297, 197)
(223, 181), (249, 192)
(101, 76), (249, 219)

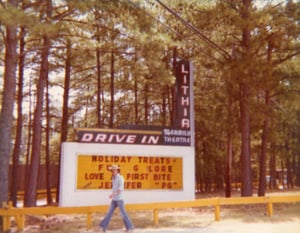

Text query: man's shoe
(125, 229), (134, 233)
(96, 226), (106, 232)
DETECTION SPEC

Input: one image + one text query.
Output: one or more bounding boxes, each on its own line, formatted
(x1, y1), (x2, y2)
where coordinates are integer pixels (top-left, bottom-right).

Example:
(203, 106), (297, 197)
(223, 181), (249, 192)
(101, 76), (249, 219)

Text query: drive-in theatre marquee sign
(59, 60), (195, 206)
(77, 155), (183, 190)
(75, 128), (191, 146)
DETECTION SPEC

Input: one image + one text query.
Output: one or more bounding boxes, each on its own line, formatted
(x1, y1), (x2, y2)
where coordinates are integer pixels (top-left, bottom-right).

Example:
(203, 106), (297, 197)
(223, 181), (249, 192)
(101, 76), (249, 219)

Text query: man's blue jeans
(99, 200), (134, 231)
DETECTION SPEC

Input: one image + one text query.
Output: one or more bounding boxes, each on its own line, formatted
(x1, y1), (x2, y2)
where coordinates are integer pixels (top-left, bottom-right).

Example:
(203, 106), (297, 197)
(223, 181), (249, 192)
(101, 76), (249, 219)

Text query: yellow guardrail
(1, 195), (300, 232)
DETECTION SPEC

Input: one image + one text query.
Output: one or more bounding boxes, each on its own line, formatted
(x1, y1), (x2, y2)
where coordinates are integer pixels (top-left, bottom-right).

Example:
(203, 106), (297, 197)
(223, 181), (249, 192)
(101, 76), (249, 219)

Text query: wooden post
(2, 216), (9, 232)
(153, 209), (159, 225)
(86, 212), (92, 229)
(16, 214), (25, 230)
(215, 204), (220, 221)
(267, 202), (273, 217)
(2, 201), (11, 231)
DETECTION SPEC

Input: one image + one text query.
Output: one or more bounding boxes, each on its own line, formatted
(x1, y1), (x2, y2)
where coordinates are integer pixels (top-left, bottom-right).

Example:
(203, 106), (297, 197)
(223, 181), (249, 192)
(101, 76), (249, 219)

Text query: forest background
(0, 0), (299, 228)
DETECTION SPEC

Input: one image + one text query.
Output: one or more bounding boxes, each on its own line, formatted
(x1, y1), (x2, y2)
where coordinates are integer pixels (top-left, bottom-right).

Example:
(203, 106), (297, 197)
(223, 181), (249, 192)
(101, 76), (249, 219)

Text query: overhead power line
(126, 0), (184, 38)
(125, 0), (225, 63)
(154, 0), (232, 60)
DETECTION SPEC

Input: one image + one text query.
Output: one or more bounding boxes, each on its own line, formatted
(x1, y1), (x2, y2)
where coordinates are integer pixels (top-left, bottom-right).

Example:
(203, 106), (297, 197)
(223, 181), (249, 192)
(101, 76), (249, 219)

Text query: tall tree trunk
(286, 157), (292, 188)
(239, 83), (252, 196)
(171, 47), (177, 127)
(109, 51), (115, 128)
(258, 90), (270, 196)
(269, 145), (273, 189)
(60, 40), (71, 144)
(10, 26), (26, 207)
(258, 40), (273, 196)
(24, 0), (52, 207)
(96, 47), (102, 128)
(239, 0), (253, 197)
(162, 86), (167, 126)
(292, 153), (296, 188)
(25, 77), (33, 197)
(269, 142), (277, 189)
(45, 76), (52, 205)
(57, 39), (71, 203)
(95, 10), (102, 128)
(24, 33), (51, 207)
(199, 156), (204, 193)
(0, 0), (18, 228)
(134, 74), (139, 124)
(144, 82), (149, 125)
(280, 160), (285, 189)
(225, 91), (233, 197)
(285, 137), (293, 188)
(167, 86), (173, 126)
(296, 154), (300, 186)
(225, 131), (233, 197)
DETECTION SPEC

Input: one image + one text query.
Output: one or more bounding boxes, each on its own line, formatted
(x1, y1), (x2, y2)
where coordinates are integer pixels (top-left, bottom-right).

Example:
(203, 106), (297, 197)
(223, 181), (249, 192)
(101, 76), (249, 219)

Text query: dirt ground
(9, 190), (300, 233)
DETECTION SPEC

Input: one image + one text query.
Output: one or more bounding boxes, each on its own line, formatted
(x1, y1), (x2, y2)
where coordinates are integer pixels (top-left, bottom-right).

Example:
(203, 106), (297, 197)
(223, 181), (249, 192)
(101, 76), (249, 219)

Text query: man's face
(111, 169), (118, 175)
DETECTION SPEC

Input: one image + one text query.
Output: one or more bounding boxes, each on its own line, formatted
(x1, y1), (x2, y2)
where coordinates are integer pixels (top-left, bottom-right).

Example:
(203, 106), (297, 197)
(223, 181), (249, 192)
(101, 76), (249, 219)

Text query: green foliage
(0, 4), (34, 27)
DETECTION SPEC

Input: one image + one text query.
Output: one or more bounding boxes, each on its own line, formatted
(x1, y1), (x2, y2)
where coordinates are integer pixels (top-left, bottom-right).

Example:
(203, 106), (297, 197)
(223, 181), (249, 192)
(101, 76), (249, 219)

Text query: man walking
(98, 164), (134, 232)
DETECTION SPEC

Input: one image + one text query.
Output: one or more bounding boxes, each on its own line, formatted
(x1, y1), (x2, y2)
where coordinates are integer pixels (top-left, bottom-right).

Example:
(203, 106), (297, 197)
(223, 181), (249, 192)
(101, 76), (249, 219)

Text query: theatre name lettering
(75, 128), (191, 146)
(174, 61), (191, 130)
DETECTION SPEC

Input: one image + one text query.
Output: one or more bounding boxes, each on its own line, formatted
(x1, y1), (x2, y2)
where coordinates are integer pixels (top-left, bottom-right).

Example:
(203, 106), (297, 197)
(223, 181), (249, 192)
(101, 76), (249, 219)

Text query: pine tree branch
(273, 49), (300, 65)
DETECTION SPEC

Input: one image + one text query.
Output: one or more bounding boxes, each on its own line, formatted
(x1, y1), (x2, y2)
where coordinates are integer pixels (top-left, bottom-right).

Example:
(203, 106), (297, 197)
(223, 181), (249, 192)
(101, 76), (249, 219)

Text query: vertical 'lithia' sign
(173, 61), (194, 146)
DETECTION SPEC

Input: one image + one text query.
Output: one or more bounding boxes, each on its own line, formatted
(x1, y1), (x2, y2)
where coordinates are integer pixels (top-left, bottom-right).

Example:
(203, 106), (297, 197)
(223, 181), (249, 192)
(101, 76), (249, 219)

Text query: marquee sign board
(76, 155), (183, 190)
(74, 128), (191, 146)
(59, 143), (194, 206)
(59, 60), (195, 207)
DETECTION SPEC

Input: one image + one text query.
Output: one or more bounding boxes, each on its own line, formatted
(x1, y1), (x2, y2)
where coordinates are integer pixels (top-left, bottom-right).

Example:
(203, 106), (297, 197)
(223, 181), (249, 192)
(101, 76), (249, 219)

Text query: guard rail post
(2, 201), (11, 232)
(87, 212), (92, 229)
(214, 201), (221, 221)
(153, 208), (158, 225)
(267, 201), (273, 217)
(15, 213), (25, 231)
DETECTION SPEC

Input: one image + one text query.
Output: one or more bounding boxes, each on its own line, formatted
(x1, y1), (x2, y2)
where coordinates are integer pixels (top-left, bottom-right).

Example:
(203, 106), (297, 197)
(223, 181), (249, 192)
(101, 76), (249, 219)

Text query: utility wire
(126, 0), (184, 39)
(154, 0), (232, 60)
(125, 0), (224, 63)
